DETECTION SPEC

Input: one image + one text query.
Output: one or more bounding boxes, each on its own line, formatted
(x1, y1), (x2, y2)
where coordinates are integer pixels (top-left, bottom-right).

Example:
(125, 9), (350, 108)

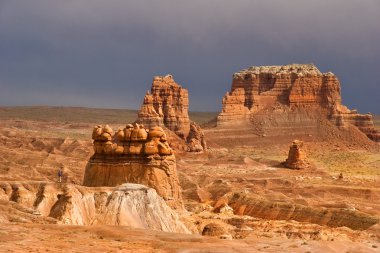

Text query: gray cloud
(0, 0), (379, 112)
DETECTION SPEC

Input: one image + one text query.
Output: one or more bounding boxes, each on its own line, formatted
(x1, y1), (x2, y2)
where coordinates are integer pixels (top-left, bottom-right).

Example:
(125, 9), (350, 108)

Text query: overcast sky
(0, 0), (379, 112)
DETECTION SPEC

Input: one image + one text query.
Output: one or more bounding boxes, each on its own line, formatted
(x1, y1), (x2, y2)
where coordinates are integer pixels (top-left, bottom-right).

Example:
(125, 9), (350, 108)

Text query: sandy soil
(0, 223), (379, 253)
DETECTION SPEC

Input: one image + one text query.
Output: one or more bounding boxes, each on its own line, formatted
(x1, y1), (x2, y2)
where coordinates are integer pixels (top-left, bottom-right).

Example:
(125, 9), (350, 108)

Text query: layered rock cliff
(217, 64), (380, 142)
(137, 75), (207, 151)
(83, 124), (183, 209)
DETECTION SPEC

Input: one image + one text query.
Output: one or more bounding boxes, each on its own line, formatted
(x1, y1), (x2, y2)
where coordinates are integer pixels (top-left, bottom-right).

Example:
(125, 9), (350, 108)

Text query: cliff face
(137, 75), (190, 139)
(84, 124), (183, 209)
(217, 64), (380, 141)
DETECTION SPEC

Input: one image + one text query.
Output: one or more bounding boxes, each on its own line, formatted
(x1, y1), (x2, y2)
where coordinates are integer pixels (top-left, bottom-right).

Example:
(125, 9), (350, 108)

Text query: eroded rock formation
(137, 75), (190, 139)
(137, 74), (207, 151)
(330, 106), (380, 142)
(217, 64), (380, 142)
(284, 140), (309, 169)
(187, 122), (207, 152)
(84, 124), (183, 209)
(0, 182), (189, 233)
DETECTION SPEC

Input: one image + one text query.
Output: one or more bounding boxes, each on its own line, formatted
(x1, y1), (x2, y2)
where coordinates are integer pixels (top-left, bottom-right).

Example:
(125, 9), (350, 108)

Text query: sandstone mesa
(217, 64), (380, 142)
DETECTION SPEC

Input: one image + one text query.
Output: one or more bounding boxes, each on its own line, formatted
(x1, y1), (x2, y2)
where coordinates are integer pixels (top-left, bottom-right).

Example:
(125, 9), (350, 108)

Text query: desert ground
(0, 106), (379, 253)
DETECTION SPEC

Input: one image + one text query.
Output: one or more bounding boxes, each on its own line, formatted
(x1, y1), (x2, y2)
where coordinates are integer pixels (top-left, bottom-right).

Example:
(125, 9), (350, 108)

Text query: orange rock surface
(137, 75), (190, 139)
(137, 74), (207, 151)
(187, 121), (207, 152)
(284, 140), (309, 169)
(217, 64), (380, 141)
(84, 124), (183, 209)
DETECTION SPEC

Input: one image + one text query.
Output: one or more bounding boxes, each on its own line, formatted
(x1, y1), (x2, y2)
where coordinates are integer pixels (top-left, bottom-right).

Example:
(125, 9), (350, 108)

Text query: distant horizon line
(0, 105), (219, 114)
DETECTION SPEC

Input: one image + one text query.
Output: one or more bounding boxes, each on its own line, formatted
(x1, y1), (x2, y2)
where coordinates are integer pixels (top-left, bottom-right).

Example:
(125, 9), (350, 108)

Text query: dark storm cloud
(0, 0), (379, 112)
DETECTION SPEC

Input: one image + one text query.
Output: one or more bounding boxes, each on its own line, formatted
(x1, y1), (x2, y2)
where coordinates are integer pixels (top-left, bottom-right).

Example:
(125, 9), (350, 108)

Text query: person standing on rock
(58, 167), (63, 183)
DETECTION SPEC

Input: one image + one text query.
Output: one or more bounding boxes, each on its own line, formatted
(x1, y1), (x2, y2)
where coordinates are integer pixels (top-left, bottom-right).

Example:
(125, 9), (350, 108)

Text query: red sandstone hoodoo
(84, 123), (183, 209)
(284, 140), (309, 170)
(137, 75), (190, 138)
(217, 64), (380, 142)
(137, 74), (207, 151)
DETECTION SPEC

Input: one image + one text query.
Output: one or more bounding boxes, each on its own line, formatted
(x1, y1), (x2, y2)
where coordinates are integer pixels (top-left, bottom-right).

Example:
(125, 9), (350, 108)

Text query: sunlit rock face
(217, 64), (380, 142)
(137, 74), (208, 151)
(83, 124), (183, 209)
(186, 122), (207, 152)
(137, 75), (190, 139)
(284, 140), (309, 170)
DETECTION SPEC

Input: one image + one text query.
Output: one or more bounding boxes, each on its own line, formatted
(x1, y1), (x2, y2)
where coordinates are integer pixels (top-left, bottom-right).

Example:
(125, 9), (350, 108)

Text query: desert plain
(0, 104), (379, 253)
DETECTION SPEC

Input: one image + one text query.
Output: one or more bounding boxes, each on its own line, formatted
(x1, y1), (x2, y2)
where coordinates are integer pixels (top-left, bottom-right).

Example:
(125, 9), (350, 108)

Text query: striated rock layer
(217, 64), (380, 142)
(219, 192), (379, 231)
(83, 124), (183, 209)
(137, 75), (207, 151)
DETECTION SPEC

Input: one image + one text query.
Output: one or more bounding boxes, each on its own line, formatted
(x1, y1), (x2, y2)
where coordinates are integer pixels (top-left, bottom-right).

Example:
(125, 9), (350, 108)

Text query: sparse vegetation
(310, 150), (380, 177)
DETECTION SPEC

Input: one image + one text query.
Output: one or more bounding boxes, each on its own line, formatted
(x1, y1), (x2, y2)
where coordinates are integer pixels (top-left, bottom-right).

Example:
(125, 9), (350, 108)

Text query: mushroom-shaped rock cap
(103, 125), (113, 134)
(92, 125), (102, 135)
(149, 126), (166, 139)
(116, 128), (124, 141)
